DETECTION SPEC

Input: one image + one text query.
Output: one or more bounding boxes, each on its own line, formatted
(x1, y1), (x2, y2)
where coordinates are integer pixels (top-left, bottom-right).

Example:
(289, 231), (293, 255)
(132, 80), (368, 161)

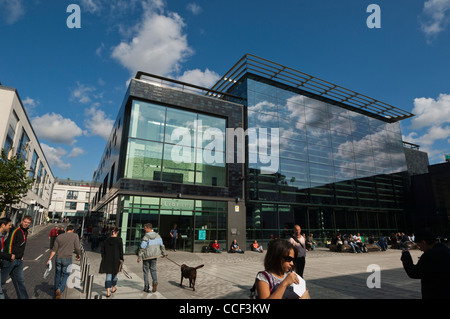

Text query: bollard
(82, 264), (90, 293)
(86, 274), (94, 299)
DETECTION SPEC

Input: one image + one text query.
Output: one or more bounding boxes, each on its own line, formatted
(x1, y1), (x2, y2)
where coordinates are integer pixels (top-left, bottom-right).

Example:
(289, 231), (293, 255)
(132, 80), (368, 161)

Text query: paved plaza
(66, 245), (422, 299)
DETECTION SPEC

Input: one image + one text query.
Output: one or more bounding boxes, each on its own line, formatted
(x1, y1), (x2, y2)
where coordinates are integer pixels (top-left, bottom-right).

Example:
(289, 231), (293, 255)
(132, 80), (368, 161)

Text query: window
(66, 190), (78, 200)
(17, 128), (30, 161)
(125, 100), (227, 186)
(4, 110), (19, 155)
(65, 202), (77, 210)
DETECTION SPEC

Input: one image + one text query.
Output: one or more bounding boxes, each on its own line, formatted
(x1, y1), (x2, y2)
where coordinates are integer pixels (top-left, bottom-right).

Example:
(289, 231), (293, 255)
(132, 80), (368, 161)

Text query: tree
(0, 148), (34, 217)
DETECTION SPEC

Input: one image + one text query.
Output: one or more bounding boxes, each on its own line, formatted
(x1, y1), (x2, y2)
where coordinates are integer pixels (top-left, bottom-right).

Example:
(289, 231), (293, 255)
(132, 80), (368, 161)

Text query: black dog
(180, 264), (204, 291)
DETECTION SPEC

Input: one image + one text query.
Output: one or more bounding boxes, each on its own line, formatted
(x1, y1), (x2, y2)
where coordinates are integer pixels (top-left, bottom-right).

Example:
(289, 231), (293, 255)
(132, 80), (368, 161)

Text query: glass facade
(230, 76), (409, 243)
(118, 195), (227, 254)
(125, 100), (227, 187)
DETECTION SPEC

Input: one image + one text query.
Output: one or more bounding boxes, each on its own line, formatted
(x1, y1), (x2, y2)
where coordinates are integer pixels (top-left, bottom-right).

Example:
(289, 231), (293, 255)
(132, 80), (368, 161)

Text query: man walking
(46, 224), (81, 299)
(289, 224), (306, 278)
(0, 218), (14, 299)
(1, 215), (32, 299)
(48, 226), (59, 249)
(137, 223), (166, 293)
(170, 223), (178, 251)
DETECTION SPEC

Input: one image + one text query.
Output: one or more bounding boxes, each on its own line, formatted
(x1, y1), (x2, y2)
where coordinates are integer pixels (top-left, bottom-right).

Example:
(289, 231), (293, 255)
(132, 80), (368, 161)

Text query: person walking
(48, 226), (59, 249)
(1, 215), (32, 299)
(401, 229), (450, 299)
(46, 224), (81, 299)
(99, 227), (124, 297)
(289, 225), (306, 278)
(137, 223), (166, 293)
(0, 218), (15, 299)
(170, 224), (178, 251)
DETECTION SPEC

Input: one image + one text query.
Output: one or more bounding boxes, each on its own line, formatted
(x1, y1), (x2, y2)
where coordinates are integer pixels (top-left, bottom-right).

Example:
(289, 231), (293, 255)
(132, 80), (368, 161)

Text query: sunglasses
(283, 256), (295, 263)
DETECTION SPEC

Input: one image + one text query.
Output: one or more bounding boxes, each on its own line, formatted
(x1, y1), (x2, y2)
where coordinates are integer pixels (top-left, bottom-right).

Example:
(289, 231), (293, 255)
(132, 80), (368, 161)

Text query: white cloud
(111, 1), (193, 77)
(68, 147), (85, 158)
(0, 0), (24, 25)
(421, 0), (450, 41)
(84, 107), (114, 140)
(404, 93), (450, 163)
(410, 93), (450, 129)
(186, 3), (202, 15)
(70, 82), (100, 104)
(32, 113), (84, 145)
(41, 143), (71, 170)
(177, 68), (220, 88)
(22, 96), (39, 116)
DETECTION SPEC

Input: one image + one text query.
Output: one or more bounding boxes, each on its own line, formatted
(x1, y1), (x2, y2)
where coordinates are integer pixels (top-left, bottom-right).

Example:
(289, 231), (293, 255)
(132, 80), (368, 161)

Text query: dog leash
(164, 255), (181, 268)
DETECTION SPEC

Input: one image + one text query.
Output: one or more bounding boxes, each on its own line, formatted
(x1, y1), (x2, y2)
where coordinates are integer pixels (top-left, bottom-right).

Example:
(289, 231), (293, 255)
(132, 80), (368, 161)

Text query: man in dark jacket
(0, 218), (15, 299)
(1, 215), (32, 299)
(401, 229), (450, 299)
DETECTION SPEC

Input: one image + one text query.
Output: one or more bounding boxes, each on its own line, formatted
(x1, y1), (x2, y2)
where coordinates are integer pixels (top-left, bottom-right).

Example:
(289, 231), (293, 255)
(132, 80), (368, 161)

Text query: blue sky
(1, 0), (450, 181)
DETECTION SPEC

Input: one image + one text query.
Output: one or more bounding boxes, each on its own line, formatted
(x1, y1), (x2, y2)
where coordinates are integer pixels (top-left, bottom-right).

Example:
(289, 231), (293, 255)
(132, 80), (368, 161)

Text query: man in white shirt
(289, 225), (306, 277)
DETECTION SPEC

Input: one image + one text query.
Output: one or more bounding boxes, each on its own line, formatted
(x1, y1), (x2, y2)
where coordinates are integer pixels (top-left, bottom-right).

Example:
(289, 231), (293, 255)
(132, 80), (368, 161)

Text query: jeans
(55, 257), (72, 294)
(142, 259), (157, 289)
(105, 273), (118, 289)
(1, 259), (28, 299)
(171, 237), (177, 250)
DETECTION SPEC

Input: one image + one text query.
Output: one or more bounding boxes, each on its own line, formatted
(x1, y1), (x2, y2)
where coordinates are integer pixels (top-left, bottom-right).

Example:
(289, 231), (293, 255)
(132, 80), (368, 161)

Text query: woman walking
(99, 227), (124, 297)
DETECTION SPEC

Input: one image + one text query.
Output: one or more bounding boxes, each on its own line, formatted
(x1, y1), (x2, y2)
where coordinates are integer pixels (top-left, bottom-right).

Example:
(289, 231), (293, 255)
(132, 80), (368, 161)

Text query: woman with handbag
(99, 227), (124, 297)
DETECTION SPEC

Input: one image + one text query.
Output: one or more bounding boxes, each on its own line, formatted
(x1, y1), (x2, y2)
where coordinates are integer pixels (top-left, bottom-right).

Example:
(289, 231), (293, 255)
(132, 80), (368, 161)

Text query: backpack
(249, 271), (274, 299)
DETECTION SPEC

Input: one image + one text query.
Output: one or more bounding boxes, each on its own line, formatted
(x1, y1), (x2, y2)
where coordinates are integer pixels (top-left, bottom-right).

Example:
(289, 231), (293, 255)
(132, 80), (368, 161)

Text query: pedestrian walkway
(65, 245), (422, 299)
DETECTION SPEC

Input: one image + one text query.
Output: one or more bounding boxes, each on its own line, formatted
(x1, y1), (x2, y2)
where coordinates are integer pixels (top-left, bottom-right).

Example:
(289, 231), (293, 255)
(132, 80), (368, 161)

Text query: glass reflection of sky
(246, 79), (408, 189)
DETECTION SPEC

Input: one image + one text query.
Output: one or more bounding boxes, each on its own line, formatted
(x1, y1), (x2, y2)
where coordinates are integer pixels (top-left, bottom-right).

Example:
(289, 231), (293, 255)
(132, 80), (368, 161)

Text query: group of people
(331, 233), (368, 253)
(0, 216), (29, 299)
(3, 215), (448, 300)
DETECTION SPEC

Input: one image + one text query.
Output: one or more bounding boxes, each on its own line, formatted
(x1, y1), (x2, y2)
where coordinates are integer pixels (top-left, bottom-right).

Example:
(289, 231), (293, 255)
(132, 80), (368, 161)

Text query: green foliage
(0, 148), (34, 214)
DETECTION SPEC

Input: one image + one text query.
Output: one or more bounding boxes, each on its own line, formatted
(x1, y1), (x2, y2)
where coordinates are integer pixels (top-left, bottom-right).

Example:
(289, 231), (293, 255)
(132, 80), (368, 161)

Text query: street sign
(198, 229), (206, 240)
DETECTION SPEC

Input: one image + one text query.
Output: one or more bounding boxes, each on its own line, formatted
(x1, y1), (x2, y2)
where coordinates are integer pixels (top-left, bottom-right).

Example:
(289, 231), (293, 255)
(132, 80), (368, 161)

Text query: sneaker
(152, 282), (158, 292)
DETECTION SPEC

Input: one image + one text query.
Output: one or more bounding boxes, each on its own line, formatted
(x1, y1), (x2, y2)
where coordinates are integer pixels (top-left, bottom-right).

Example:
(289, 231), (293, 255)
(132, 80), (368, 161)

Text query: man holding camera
(401, 229), (450, 299)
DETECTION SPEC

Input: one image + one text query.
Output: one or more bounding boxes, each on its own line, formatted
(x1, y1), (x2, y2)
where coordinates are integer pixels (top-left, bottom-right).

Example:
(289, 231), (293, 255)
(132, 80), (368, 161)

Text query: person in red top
(48, 226), (59, 249)
(212, 239), (222, 253)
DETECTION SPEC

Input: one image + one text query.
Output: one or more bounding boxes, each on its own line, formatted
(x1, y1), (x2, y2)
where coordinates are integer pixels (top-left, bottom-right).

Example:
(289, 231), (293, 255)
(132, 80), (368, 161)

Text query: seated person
(354, 233), (367, 253)
(251, 240), (264, 253)
(212, 239), (222, 253)
(306, 234), (316, 251)
(348, 234), (362, 253)
(230, 239), (244, 253)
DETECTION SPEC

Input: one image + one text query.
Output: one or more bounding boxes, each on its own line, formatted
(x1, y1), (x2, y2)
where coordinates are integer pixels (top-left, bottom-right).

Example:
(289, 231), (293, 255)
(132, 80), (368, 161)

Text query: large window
(4, 111), (19, 155)
(125, 100), (227, 186)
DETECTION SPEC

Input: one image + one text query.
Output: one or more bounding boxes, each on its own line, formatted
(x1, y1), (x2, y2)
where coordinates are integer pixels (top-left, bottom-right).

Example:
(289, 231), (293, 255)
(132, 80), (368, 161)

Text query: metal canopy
(211, 54), (414, 123)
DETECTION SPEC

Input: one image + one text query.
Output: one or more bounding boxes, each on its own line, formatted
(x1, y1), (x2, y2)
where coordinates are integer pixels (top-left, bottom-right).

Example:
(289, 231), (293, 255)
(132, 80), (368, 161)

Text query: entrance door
(159, 210), (193, 252)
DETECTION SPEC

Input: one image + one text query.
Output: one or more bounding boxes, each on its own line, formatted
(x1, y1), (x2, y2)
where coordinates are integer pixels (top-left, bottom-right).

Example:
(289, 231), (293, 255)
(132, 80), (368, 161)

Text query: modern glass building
(90, 54), (416, 252)
(211, 54), (414, 245)
(89, 73), (245, 253)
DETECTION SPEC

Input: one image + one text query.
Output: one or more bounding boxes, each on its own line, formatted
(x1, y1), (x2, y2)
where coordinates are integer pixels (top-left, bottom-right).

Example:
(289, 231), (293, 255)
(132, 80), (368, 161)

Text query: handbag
(119, 260), (133, 279)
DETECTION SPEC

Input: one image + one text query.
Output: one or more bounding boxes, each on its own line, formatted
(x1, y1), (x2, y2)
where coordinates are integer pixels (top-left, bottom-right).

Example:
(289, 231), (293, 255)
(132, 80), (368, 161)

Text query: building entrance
(159, 212), (194, 252)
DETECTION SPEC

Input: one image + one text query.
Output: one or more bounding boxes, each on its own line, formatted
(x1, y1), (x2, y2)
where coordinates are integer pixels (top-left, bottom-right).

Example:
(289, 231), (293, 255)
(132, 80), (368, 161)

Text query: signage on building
(445, 154), (450, 162)
(198, 229), (206, 240)
(161, 199), (193, 210)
